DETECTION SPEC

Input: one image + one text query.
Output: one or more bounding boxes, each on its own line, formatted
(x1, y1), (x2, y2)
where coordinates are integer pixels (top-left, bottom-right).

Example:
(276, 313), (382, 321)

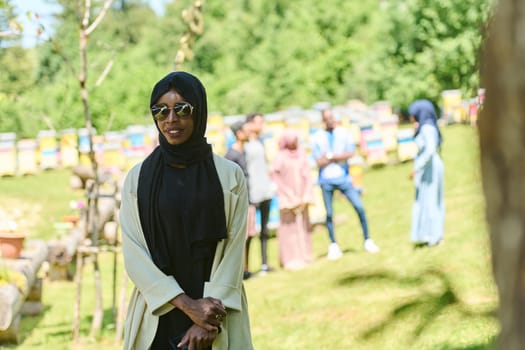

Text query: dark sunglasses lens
(175, 103), (192, 117)
(152, 106), (169, 120)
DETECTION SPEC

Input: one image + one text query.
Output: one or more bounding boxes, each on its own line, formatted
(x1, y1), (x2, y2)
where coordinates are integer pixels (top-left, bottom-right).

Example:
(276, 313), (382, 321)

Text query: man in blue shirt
(311, 108), (380, 259)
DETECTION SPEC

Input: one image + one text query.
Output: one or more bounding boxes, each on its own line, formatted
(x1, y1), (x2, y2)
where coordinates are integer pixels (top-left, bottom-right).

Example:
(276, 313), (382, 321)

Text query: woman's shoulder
(213, 154), (245, 191)
(121, 161), (144, 190)
(213, 154), (242, 173)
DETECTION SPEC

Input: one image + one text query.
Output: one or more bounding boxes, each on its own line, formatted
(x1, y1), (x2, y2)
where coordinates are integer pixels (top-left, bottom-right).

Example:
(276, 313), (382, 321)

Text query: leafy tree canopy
(0, 0), (493, 137)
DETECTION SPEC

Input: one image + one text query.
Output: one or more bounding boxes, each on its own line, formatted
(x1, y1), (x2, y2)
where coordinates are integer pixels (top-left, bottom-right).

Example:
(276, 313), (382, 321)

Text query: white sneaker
(364, 238), (380, 253)
(327, 243), (343, 260)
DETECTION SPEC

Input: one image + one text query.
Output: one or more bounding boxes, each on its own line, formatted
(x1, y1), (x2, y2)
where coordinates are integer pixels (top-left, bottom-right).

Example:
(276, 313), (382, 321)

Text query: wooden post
(72, 249), (83, 342)
(114, 269), (128, 345)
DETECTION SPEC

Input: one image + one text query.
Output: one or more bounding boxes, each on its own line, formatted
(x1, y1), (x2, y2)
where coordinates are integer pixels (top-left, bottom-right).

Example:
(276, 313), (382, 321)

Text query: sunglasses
(150, 102), (194, 121)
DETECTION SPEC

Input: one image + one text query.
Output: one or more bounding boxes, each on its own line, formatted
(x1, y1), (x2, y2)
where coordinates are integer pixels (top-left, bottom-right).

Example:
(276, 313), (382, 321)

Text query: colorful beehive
(124, 125), (148, 168)
(364, 130), (388, 166)
(349, 155), (365, 191)
(206, 112), (226, 156)
(144, 125), (159, 155)
(333, 106), (352, 129)
(17, 139), (38, 175)
(347, 99), (368, 113)
(0, 132), (17, 177)
(441, 89), (463, 124)
(372, 101), (392, 119)
(37, 130), (59, 170)
(262, 112), (285, 163)
(308, 167), (326, 225)
(306, 109), (323, 135)
(348, 120), (361, 147)
(283, 107), (310, 144)
(102, 131), (125, 174)
(467, 98), (480, 126)
(379, 115), (399, 152)
(78, 128), (97, 165)
(359, 121), (374, 153)
(397, 128), (418, 162)
(59, 128), (79, 168)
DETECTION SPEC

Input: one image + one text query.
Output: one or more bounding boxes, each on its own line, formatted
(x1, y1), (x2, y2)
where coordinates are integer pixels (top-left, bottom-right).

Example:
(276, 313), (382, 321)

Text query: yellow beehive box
(38, 130), (59, 170)
(17, 139), (38, 175)
(0, 132), (17, 177)
(60, 128), (79, 168)
(102, 131), (125, 173)
(397, 128), (418, 162)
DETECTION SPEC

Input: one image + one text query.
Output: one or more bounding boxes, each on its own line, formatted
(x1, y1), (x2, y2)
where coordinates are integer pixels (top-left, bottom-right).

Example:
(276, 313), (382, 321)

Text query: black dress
(150, 165), (217, 350)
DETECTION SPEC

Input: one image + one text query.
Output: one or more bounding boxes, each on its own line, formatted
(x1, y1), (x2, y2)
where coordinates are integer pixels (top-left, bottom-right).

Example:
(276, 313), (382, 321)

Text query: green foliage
(0, 0), (494, 136)
(0, 47), (37, 95)
(375, 0), (492, 107)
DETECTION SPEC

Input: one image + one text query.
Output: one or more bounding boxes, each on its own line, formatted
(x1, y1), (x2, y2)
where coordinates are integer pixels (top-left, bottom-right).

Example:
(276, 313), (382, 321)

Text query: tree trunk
(478, 1), (525, 349)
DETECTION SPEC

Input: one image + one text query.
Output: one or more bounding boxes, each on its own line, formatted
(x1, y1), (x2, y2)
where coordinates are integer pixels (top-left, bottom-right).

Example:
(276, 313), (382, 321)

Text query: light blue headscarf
(408, 99), (443, 147)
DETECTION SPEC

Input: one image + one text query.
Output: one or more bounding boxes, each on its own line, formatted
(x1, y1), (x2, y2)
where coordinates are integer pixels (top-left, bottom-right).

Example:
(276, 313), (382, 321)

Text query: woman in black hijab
(121, 72), (253, 350)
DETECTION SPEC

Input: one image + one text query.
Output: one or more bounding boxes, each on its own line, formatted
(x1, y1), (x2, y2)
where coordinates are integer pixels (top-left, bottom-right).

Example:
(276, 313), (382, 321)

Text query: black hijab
(137, 71), (227, 275)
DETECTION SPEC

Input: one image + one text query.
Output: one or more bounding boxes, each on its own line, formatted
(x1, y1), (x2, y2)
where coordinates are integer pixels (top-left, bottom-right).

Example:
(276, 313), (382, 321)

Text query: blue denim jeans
(320, 180), (369, 243)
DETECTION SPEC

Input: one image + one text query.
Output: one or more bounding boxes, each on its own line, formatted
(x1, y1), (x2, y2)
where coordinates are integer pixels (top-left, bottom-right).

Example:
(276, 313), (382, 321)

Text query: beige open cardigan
(120, 154), (253, 350)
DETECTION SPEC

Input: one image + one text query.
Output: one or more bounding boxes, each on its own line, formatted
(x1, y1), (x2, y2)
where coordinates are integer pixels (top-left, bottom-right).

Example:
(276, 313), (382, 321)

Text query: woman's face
(155, 90), (194, 145)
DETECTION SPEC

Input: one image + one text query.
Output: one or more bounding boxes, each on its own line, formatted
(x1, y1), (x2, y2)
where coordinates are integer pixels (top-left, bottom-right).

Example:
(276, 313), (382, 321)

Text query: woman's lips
(166, 128), (183, 137)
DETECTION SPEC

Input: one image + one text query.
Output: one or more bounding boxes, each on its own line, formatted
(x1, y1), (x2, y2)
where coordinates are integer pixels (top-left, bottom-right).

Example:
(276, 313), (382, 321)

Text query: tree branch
(94, 58), (114, 88)
(81, 0), (91, 29)
(85, 0), (114, 36)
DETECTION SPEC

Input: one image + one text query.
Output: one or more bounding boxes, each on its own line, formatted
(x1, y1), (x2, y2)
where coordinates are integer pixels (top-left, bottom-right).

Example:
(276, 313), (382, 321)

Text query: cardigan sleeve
(120, 165), (185, 316)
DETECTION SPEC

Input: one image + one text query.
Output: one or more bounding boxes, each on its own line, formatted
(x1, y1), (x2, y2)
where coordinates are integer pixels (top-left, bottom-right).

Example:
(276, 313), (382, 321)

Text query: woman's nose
(166, 109), (179, 122)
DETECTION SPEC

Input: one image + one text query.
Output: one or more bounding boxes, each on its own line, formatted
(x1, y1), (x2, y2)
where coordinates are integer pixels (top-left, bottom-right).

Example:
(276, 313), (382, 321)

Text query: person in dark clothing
(120, 71), (253, 350)
(224, 120), (255, 280)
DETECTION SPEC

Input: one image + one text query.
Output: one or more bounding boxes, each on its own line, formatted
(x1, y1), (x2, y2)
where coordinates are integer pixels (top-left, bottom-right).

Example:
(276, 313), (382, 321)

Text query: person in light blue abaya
(408, 99), (445, 247)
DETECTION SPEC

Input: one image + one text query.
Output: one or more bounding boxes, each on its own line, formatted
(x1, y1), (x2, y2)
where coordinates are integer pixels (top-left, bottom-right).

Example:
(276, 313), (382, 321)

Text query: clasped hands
(171, 294), (227, 350)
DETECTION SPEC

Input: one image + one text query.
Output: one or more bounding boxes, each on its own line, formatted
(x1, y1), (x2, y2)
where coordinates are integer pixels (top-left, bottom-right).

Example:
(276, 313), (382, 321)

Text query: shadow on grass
(79, 305), (120, 337)
(0, 305), (53, 348)
(435, 339), (497, 350)
(3, 302), (120, 348)
(338, 269), (497, 347)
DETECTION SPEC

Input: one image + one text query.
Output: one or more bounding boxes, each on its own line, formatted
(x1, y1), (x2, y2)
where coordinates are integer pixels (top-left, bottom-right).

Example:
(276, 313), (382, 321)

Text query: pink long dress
(271, 130), (314, 270)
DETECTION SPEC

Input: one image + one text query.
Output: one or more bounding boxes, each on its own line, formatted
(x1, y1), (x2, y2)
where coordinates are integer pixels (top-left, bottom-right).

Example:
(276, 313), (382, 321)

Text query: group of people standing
(118, 70), (445, 349)
(226, 99), (446, 276)
(226, 112), (314, 277)
(226, 106), (385, 278)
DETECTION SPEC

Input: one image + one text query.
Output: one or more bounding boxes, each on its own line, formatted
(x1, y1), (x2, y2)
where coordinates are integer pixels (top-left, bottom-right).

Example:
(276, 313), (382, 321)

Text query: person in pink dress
(271, 129), (314, 270)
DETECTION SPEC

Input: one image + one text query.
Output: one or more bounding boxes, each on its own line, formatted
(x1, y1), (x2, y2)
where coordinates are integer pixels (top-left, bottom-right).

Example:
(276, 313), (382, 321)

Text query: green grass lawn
(0, 124), (498, 349)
